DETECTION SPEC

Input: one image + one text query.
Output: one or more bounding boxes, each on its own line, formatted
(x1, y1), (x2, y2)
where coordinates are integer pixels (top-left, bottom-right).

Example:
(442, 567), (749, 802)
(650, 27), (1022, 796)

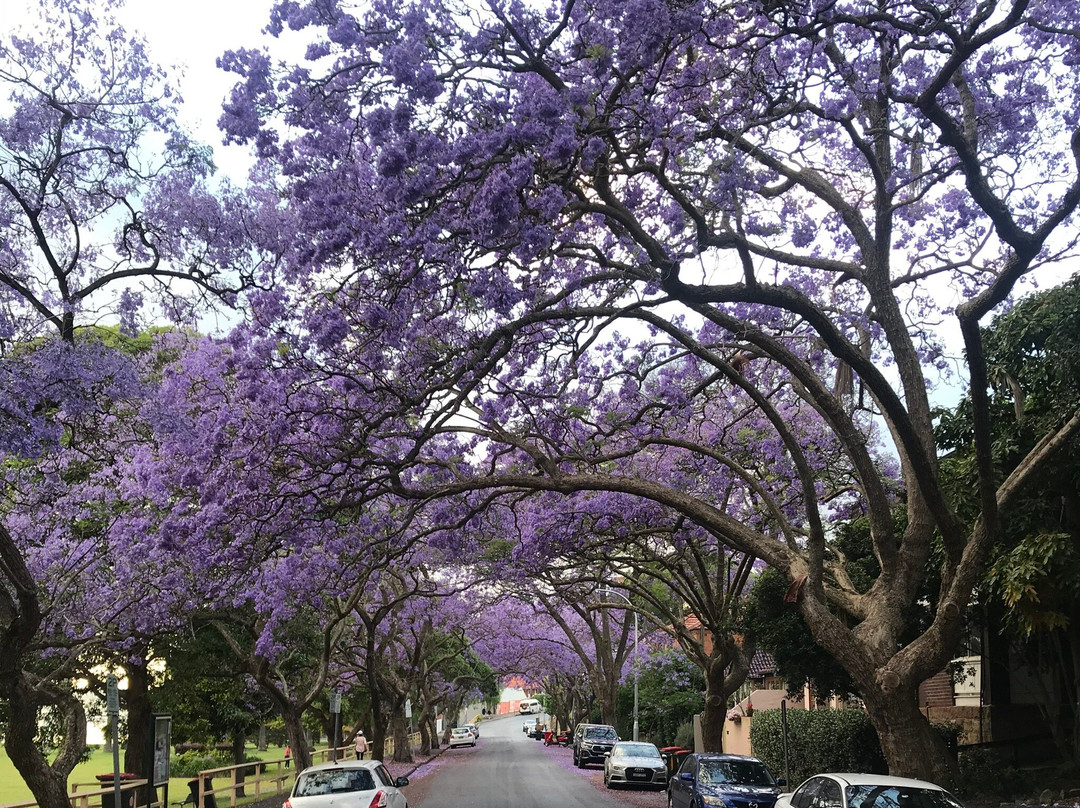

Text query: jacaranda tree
(220, 0), (1080, 784)
(0, 2), (268, 803)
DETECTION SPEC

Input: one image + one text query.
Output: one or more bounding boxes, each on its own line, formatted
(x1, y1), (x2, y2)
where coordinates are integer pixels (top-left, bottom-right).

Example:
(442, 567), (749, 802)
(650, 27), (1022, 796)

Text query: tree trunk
(124, 657), (151, 778)
(231, 732), (246, 797)
(282, 705), (311, 771)
(4, 676), (88, 808)
(701, 660), (729, 753)
(417, 712), (432, 755)
(863, 686), (956, 786)
(390, 712), (412, 764)
(257, 725), (267, 752)
(699, 639), (750, 753)
(426, 712), (439, 750)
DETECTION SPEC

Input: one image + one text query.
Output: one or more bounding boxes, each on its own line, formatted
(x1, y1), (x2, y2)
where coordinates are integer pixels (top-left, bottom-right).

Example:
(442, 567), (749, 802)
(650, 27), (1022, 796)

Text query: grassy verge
(0, 747), (295, 808)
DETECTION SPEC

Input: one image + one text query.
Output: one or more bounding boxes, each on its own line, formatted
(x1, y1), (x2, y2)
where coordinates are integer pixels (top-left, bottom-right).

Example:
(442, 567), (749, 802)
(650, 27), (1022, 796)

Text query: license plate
(630, 772), (649, 780)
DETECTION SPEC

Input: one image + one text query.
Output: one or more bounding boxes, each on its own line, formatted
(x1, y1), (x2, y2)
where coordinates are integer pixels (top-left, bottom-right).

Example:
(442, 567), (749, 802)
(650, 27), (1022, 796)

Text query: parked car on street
(449, 727), (476, 748)
(573, 723), (619, 767)
(284, 760), (408, 808)
(774, 774), (964, 808)
(463, 723), (479, 739)
(668, 753), (781, 808)
(603, 741), (668, 790)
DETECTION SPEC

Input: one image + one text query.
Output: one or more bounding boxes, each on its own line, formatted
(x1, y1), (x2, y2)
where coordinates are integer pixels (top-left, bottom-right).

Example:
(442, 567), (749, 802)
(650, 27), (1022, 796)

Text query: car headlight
(610, 765), (625, 773)
(702, 797), (732, 808)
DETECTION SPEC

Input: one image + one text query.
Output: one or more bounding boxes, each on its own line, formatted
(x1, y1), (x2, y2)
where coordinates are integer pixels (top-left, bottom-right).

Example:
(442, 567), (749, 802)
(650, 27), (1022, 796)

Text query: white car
(449, 727), (476, 748)
(604, 741), (667, 790)
(774, 773), (964, 808)
(283, 760), (408, 808)
(462, 723), (479, 739)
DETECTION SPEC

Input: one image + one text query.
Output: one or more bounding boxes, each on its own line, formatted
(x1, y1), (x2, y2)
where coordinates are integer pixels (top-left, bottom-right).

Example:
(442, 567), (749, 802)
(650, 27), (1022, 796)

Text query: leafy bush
(171, 751), (232, 778)
(956, 747), (1030, 800)
(673, 721), (695, 751)
(750, 709), (887, 784)
(932, 721), (964, 757)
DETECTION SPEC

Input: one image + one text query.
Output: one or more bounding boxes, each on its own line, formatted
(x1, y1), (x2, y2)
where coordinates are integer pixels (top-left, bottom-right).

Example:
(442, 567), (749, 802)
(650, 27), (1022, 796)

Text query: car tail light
(365, 791), (387, 808)
(283, 801), (292, 808)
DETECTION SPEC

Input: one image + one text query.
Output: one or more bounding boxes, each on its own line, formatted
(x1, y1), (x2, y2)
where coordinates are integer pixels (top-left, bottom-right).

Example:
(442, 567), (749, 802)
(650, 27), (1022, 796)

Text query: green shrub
(171, 751), (232, 778)
(749, 709), (887, 784)
(931, 721), (963, 757)
(956, 747), (1030, 800)
(674, 722), (695, 751)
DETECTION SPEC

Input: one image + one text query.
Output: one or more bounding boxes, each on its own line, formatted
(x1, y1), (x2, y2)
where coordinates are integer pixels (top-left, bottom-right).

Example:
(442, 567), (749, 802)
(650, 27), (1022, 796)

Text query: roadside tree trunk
(700, 638), (752, 753)
(124, 656), (151, 778)
(4, 677), (88, 808)
(0, 526), (87, 808)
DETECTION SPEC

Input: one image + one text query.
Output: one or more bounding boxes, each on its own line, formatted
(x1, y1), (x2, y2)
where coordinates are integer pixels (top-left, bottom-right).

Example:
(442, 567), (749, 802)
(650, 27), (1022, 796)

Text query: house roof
(749, 651), (776, 678)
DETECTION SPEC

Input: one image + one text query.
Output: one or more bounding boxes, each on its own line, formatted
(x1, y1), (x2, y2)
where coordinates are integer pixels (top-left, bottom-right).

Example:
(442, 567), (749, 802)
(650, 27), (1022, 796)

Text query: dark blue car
(668, 753), (783, 808)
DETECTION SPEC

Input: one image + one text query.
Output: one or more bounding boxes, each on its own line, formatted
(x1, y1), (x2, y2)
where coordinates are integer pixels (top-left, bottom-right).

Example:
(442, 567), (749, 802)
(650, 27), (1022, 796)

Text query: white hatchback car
(449, 727), (476, 748)
(774, 773), (964, 808)
(284, 760), (409, 808)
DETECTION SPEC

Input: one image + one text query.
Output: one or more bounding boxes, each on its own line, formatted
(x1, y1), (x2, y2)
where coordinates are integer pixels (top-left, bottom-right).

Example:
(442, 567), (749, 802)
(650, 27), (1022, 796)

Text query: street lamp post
(598, 586), (639, 742)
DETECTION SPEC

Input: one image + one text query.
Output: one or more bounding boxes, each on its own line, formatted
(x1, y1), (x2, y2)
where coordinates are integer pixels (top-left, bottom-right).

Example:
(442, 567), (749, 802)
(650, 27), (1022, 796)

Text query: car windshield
(452, 729), (469, 735)
(294, 769), (375, 796)
(698, 760), (776, 786)
(585, 728), (617, 740)
(846, 785), (965, 808)
(614, 744), (660, 759)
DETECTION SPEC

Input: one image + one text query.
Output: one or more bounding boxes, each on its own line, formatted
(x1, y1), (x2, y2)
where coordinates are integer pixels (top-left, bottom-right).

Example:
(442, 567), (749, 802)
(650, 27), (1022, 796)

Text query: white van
(519, 699), (542, 714)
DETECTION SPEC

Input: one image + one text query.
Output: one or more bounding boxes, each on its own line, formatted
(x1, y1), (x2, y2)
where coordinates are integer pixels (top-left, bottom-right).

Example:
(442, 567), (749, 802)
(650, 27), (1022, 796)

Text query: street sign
(404, 699), (412, 719)
(330, 691), (342, 714)
(106, 675), (120, 715)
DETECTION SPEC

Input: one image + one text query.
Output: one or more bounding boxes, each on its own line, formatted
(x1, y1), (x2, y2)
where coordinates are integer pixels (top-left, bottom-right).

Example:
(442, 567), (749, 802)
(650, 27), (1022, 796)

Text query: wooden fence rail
(1, 736), (424, 808)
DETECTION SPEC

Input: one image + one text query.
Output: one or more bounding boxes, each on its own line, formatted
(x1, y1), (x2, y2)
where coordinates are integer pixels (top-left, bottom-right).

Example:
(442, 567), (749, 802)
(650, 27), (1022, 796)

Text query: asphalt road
(405, 714), (646, 808)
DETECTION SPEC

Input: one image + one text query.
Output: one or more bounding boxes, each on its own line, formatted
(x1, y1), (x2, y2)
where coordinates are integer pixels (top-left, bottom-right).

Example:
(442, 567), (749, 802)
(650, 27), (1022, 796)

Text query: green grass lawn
(0, 747), (295, 808)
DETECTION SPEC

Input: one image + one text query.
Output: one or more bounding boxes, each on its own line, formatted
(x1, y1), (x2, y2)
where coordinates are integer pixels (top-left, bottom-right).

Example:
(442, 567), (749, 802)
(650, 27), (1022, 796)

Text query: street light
(597, 586), (638, 742)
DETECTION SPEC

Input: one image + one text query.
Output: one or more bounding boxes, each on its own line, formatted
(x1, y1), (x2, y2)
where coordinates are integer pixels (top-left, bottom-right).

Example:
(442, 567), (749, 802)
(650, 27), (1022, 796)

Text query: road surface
(405, 714), (660, 808)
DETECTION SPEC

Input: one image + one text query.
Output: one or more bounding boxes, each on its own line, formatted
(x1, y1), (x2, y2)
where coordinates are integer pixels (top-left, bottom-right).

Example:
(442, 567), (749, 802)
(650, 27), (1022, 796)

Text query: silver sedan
(603, 741), (668, 790)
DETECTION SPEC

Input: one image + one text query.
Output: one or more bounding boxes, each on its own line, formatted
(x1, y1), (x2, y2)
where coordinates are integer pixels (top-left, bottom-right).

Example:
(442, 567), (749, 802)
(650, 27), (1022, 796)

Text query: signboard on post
(152, 715), (172, 786)
(106, 675), (121, 808)
(330, 691), (342, 763)
(106, 675), (120, 716)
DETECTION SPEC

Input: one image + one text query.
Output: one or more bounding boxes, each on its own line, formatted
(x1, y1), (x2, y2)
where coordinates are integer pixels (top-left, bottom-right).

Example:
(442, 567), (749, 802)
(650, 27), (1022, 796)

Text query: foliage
(673, 722), (695, 752)
(742, 569), (856, 700)
(955, 747), (1031, 800)
(628, 647), (704, 747)
(750, 708), (887, 785)
(214, 0), (1080, 783)
(936, 278), (1080, 764)
(170, 751), (233, 779)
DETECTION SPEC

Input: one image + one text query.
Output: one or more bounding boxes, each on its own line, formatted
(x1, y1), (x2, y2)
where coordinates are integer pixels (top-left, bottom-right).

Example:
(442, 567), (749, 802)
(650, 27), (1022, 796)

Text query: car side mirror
(777, 779), (787, 787)
(680, 773), (694, 782)
(394, 777), (409, 787)
(605, 752), (611, 757)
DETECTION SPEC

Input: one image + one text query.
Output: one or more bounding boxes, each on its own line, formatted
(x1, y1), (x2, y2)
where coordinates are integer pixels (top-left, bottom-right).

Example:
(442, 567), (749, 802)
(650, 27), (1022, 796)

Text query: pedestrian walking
(284, 745), (291, 769)
(354, 732), (369, 760)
